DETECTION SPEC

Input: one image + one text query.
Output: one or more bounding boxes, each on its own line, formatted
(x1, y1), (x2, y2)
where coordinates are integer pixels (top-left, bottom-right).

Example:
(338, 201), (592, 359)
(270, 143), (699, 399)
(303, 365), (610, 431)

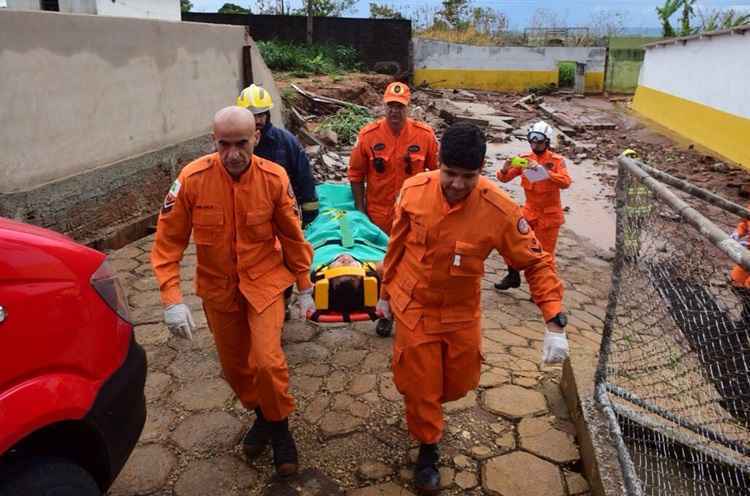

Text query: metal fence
(595, 155), (750, 495)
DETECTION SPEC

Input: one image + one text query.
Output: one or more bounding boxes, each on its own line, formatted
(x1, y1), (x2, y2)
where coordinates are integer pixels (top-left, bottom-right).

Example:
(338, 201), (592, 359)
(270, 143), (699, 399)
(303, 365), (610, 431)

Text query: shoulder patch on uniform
(161, 179), (181, 214)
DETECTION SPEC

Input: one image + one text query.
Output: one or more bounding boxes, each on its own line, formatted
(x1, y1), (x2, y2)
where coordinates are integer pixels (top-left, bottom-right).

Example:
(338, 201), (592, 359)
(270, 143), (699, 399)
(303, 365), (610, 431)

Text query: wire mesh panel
(596, 156), (750, 496)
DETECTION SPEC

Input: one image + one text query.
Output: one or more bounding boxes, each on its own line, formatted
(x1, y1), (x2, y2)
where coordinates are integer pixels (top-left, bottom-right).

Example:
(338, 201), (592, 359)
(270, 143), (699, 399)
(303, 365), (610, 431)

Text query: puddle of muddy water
(485, 140), (616, 251)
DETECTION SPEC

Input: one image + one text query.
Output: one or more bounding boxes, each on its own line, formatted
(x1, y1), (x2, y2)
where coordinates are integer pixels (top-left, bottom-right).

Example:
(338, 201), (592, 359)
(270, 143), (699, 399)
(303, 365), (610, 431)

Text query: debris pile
(279, 74), (749, 205)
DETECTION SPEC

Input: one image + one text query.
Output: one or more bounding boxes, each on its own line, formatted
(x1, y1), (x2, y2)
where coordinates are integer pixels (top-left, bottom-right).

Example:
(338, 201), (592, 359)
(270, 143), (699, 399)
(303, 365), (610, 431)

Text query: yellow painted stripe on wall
(414, 69), (557, 92)
(585, 72), (604, 92)
(632, 85), (750, 169)
(415, 68), (605, 93)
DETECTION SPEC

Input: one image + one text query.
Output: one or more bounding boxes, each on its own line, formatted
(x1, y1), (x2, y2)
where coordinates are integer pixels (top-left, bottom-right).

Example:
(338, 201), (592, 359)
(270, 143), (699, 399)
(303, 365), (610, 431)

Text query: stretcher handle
(308, 311), (376, 323)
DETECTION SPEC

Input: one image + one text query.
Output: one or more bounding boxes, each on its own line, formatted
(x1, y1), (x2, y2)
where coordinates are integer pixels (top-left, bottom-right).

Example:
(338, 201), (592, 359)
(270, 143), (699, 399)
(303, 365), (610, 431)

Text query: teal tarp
(305, 183), (389, 271)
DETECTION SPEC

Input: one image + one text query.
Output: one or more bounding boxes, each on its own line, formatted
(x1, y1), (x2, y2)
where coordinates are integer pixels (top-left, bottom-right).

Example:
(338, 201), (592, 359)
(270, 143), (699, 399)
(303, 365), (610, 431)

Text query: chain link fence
(595, 155), (750, 496)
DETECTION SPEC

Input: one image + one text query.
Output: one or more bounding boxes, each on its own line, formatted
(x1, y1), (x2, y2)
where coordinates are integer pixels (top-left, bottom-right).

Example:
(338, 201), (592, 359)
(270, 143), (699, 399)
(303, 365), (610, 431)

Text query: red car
(0, 218), (147, 495)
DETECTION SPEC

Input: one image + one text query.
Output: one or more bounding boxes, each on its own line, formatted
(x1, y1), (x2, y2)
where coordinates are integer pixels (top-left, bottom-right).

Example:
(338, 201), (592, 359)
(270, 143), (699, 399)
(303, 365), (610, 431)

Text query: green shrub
(319, 106), (372, 146)
(257, 40), (362, 75)
(558, 62), (575, 87)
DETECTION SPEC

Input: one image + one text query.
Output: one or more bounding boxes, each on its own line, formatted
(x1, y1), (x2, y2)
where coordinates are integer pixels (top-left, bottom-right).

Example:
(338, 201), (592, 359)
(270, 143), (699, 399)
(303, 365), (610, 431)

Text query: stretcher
(304, 183), (390, 333)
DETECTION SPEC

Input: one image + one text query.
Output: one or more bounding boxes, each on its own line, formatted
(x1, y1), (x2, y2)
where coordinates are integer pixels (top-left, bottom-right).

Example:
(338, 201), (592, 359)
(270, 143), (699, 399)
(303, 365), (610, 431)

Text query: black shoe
(494, 269), (521, 290)
(376, 318), (393, 337)
(270, 418), (299, 477)
(243, 407), (271, 459)
(414, 443), (440, 495)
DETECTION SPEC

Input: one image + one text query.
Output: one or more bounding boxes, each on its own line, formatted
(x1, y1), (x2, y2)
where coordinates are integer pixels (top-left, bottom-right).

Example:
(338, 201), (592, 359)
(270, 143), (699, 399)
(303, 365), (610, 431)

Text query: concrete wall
(632, 33), (750, 169)
(183, 13), (412, 75)
(6, 0), (179, 19)
(413, 39), (606, 93)
(605, 48), (644, 93)
(0, 10), (247, 193)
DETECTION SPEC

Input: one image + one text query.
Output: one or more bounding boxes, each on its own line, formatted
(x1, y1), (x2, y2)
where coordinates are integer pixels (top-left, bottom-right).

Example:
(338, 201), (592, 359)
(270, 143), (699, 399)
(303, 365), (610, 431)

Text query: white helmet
(527, 121), (554, 142)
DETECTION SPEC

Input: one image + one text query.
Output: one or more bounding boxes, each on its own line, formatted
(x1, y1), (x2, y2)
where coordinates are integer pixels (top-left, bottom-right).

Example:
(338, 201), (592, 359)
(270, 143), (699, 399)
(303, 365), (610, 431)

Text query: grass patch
(257, 40), (362, 76)
(319, 106), (372, 146)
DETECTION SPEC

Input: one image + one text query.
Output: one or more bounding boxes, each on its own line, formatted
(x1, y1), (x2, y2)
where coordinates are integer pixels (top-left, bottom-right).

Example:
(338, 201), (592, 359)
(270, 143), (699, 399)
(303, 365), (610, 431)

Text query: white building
(2, 0), (181, 22)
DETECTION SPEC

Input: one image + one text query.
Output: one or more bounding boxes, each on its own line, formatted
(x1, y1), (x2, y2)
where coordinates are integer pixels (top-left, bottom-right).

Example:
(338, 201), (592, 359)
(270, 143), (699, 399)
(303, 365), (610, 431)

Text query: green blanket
(305, 183), (389, 271)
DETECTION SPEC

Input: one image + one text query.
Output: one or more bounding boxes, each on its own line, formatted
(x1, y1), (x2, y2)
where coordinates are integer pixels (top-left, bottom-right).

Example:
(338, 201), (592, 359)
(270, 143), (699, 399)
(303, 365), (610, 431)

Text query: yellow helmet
(236, 84), (274, 114)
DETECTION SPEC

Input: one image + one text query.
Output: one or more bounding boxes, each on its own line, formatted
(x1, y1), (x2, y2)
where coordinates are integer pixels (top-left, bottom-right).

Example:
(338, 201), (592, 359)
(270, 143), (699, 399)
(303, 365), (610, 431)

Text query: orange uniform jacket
(348, 118), (439, 233)
(496, 150), (572, 229)
(382, 171), (563, 331)
(151, 153), (313, 313)
(731, 210), (750, 287)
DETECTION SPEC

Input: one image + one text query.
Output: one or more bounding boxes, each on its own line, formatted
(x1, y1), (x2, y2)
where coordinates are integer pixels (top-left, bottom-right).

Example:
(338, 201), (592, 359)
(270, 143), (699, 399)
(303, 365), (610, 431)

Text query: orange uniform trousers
(731, 265), (750, 288)
(392, 317), (482, 444)
(529, 219), (561, 271)
(204, 295), (293, 421)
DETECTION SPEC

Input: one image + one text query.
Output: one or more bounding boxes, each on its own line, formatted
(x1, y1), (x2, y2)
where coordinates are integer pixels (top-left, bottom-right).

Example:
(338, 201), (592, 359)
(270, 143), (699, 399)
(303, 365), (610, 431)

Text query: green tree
(218, 3), (250, 14)
(293, 0), (356, 17)
(437, 0), (471, 28)
(369, 2), (403, 19)
(680, 0), (695, 36)
(180, 0), (192, 12)
(697, 8), (750, 32)
(656, 0), (681, 37)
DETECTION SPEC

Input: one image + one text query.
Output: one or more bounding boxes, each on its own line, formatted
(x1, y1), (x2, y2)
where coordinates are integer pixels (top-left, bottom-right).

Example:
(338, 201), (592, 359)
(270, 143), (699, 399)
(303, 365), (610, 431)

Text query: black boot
(243, 407), (271, 459)
(414, 443), (440, 495)
(269, 417), (299, 477)
(494, 268), (521, 290)
(376, 318), (393, 337)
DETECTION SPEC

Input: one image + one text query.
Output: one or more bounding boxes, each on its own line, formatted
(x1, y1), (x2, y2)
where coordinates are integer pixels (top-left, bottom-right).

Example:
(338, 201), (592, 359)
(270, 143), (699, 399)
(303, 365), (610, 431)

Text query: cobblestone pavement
(107, 226), (611, 496)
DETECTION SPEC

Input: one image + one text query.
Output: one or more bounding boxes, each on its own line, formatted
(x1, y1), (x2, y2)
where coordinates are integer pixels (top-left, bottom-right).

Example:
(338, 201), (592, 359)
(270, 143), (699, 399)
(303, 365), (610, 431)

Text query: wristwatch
(546, 313), (568, 328)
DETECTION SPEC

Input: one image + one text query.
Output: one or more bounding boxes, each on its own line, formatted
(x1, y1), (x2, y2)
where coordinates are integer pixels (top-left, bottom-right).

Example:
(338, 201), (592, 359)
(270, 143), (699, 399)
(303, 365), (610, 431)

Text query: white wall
(5, 0), (179, 20)
(414, 39), (606, 73)
(639, 34), (750, 119)
(95, 0), (180, 22)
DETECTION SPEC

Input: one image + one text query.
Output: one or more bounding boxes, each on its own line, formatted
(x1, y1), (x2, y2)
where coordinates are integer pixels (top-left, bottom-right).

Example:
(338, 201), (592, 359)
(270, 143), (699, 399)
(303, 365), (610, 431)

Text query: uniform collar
(213, 152), (257, 185)
(384, 117), (412, 139)
(531, 149), (553, 162)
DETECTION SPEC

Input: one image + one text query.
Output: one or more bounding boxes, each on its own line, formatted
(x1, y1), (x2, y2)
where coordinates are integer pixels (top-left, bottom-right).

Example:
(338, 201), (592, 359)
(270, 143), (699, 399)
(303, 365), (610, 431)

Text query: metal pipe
(618, 155), (750, 272)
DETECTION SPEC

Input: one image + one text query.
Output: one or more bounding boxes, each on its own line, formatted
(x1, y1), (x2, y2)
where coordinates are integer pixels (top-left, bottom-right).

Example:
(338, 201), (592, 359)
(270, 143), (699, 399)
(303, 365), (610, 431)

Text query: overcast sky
(190, 0), (750, 28)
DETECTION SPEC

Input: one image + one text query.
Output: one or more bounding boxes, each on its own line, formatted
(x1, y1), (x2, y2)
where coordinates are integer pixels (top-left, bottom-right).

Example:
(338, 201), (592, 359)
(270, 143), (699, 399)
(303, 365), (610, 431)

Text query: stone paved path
(107, 227), (611, 496)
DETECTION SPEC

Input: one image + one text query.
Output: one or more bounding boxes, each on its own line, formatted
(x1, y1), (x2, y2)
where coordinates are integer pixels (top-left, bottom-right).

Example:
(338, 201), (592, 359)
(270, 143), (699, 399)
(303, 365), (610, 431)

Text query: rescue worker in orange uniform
(376, 123), (568, 495)
(348, 82), (440, 234)
(495, 120), (572, 290)
(730, 206), (750, 288)
(151, 107), (315, 477)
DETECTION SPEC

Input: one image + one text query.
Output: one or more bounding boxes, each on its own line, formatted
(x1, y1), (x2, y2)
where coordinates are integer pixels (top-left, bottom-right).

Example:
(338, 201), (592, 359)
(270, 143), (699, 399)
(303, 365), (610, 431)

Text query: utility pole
(306, 0), (313, 44)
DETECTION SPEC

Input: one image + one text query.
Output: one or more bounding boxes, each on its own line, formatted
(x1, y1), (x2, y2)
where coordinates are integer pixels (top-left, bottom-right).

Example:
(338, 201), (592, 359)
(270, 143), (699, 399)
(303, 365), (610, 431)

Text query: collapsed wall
(0, 10), (281, 247)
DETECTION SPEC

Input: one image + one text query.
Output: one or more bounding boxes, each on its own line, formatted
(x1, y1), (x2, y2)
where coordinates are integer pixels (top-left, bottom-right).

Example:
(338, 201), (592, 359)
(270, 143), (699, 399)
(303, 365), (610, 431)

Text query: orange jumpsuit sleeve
(424, 129), (440, 171)
(348, 131), (369, 183)
(151, 174), (194, 306)
(495, 207), (563, 321)
(547, 160), (572, 189)
(736, 219), (749, 238)
(496, 166), (523, 183)
(381, 191), (410, 299)
(273, 173), (314, 291)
